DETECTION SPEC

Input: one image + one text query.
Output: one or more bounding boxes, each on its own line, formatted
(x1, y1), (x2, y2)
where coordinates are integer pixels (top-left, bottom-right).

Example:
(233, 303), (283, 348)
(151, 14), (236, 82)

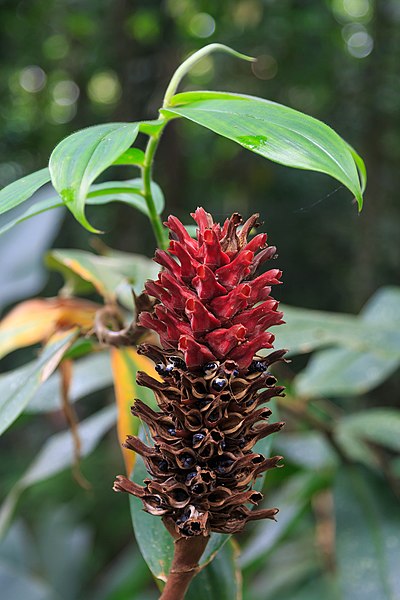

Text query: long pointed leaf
(0, 298), (98, 359)
(0, 405), (116, 538)
(0, 328), (78, 436)
(49, 123), (139, 231)
(335, 468), (400, 600)
(162, 91), (365, 209)
(0, 168), (50, 215)
(111, 347), (157, 475)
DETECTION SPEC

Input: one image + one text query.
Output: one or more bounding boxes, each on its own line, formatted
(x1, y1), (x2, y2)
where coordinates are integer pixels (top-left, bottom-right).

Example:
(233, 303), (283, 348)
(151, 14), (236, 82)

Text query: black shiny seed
(211, 377), (227, 391)
(155, 363), (164, 374)
(167, 428), (176, 436)
(181, 454), (194, 468)
(176, 512), (189, 524)
(186, 471), (197, 483)
(215, 457), (234, 474)
(249, 361), (267, 373)
(232, 369), (240, 377)
(203, 361), (219, 373)
(192, 433), (205, 445)
(158, 460), (168, 472)
(192, 484), (203, 494)
(164, 363), (174, 373)
(181, 526), (194, 536)
(220, 440), (226, 450)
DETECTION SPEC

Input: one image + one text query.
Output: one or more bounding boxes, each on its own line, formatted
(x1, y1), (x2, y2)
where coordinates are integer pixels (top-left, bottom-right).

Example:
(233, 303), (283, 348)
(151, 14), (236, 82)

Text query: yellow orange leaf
(111, 347), (158, 475)
(0, 298), (100, 359)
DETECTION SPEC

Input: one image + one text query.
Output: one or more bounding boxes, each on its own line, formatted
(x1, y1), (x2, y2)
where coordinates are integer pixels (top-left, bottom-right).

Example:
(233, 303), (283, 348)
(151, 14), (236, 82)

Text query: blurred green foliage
(0, 1), (399, 599)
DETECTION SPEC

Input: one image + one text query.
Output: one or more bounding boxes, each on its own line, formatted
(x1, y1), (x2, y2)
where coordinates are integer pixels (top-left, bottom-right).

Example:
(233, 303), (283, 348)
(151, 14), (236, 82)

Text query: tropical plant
(1, 44), (398, 600)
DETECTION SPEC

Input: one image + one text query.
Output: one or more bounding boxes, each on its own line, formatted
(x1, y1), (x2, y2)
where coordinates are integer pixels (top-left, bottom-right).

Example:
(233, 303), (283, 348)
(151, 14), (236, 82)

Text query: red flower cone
(114, 208), (286, 538)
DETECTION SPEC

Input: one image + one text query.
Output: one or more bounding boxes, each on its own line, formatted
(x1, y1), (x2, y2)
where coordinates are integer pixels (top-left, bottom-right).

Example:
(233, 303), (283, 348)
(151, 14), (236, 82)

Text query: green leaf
(49, 122), (139, 232)
(162, 91), (365, 209)
(275, 578), (339, 600)
(113, 148), (145, 166)
(0, 196), (63, 237)
(274, 431), (337, 471)
(274, 304), (400, 358)
(334, 467), (400, 600)
(185, 539), (241, 600)
(27, 351), (113, 413)
(335, 408), (400, 465)
(294, 286), (400, 397)
(86, 178), (165, 216)
(240, 471), (328, 570)
(0, 178), (164, 237)
(129, 454), (174, 583)
(0, 328), (77, 437)
(0, 168), (51, 215)
(242, 532), (321, 599)
(295, 346), (400, 398)
(46, 248), (159, 307)
(0, 405), (116, 538)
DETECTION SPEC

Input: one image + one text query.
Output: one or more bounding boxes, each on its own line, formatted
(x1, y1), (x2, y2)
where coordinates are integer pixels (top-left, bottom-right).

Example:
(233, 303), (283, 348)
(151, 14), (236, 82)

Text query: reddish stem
(159, 520), (209, 600)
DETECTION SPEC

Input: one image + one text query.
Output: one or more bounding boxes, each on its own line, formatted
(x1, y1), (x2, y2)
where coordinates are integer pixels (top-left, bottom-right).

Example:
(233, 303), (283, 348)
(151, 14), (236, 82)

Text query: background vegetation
(0, 1), (399, 599)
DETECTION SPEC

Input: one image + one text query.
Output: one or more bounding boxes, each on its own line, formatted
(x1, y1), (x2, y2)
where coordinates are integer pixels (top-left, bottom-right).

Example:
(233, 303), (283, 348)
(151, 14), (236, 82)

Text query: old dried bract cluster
(114, 208), (286, 538)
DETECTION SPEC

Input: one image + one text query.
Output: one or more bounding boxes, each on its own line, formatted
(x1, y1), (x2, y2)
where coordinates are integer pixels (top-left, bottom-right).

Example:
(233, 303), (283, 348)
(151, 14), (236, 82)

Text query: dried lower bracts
(114, 208), (286, 539)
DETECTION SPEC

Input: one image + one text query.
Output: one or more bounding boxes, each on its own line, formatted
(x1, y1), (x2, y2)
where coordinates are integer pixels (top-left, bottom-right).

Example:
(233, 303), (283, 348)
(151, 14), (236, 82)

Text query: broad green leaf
(361, 286), (400, 326)
(113, 148), (145, 166)
(295, 286), (400, 397)
(295, 346), (400, 397)
(0, 168), (50, 215)
(129, 454), (174, 583)
(49, 122), (139, 231)
(335, 409), (400, 465)
(0, 196), (62, 237)
(86, 178), (164, 215)
(0, 511), (91, 600)
(0, 179), (164, 236)
(240, 471), (328, 570)
(243, 533), (321, 599)
(0, 328), (77, 437)
(111, 347), (157, 475)
(0, 297), (98, 360)
(27, 351), (113, 413)
(162, 91), (365, 209)
(334, 467), (400, 600)
(273, 578), (339, 600)
(0, 405), (116, 538)
(274, 431), (337, 471)
(275, 304), (400, 359)
(46, 248), (158, 307)
(22, 404), (116, 487)
(185, 539), (241, 600)
(89, 546), (154, 600)
(35, 507), (92, 600)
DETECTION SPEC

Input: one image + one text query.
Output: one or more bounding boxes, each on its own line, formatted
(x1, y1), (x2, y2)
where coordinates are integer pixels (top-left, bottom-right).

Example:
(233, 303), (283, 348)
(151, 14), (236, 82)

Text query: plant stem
(159, 533), (209, 600)
(141, 124), (168, 249)
(162, 43), (255, 108)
